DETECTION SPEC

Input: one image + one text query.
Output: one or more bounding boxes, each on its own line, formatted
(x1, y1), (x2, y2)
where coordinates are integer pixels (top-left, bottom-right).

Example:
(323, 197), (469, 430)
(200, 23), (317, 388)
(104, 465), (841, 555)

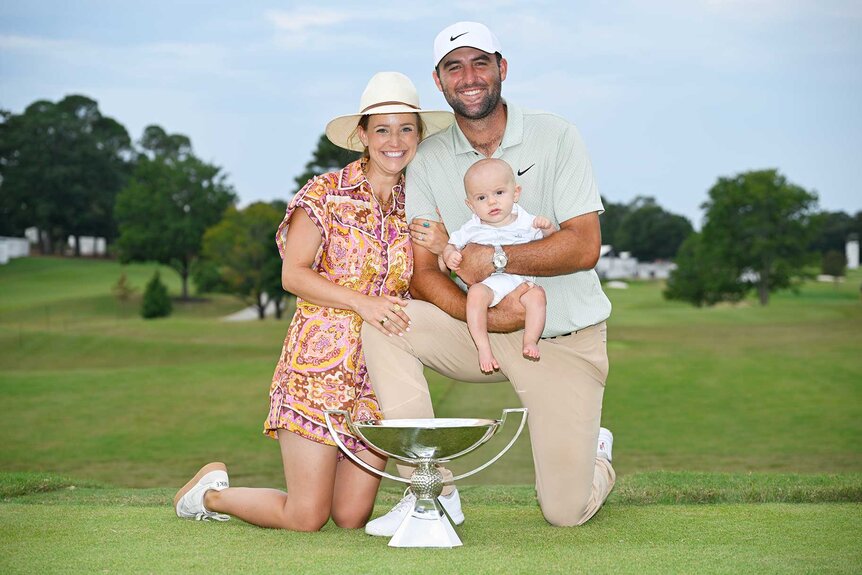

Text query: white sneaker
(174, 462), (231, 521)
(365, 488), (465, 536)
(597, 427), (614, 462)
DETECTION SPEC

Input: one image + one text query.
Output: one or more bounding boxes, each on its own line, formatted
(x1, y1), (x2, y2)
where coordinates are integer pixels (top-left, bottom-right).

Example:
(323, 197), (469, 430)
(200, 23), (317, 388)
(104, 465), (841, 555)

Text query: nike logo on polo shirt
(450, 32), (469, 41)
(517, 164), (535, 176)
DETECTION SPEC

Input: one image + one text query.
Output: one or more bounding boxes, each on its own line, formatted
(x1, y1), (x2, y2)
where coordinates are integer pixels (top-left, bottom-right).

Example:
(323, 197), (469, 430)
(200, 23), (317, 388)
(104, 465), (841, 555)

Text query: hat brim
(325, 106), (454, 152)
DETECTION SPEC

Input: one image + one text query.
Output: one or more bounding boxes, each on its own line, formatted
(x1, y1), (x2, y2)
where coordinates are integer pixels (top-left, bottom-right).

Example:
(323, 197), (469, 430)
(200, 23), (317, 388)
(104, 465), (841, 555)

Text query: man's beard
(442, 79), (502, 120)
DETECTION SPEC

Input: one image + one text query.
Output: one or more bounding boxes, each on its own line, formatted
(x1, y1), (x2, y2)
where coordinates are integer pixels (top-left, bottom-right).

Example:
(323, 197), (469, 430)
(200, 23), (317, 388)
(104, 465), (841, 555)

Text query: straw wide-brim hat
(325, 72), (454, 152)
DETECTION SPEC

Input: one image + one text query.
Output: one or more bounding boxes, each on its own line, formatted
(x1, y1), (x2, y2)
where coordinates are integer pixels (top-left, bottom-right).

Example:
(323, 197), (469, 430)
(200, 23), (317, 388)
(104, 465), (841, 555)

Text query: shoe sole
(173, 462), (227, 509)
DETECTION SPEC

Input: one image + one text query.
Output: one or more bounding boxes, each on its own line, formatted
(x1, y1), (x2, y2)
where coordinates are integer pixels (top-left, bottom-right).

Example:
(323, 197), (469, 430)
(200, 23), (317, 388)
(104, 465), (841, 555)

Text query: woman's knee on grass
(331, 504), (374, 529)
(283, 499), (332, 531)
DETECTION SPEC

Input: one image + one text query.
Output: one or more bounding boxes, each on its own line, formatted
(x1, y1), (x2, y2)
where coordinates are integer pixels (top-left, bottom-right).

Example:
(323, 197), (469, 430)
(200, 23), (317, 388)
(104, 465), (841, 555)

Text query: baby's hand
(533, 216), (555, 236)
(443, 245), (462, 270)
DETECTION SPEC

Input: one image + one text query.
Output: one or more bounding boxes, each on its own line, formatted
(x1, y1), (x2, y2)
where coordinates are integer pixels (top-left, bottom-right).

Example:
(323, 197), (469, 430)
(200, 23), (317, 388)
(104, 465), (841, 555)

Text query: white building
(846, 238), (859, 270)
(595, 245), (677, 281)
(0, 237), (30, 264)
(67, 236), (107, 256)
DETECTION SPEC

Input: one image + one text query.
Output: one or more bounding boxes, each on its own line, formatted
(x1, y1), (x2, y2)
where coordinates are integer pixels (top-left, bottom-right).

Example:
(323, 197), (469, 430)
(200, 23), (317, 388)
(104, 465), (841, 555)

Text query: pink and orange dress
(264, 159), (412, 453)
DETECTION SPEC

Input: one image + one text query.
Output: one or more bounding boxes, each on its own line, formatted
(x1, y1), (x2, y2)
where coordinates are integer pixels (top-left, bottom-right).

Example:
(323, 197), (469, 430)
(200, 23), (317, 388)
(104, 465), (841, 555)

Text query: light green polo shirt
(406, 101), (612, 336)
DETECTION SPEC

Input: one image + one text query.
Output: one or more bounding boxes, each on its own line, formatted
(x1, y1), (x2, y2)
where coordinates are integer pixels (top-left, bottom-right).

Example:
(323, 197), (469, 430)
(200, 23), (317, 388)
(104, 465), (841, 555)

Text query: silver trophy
(324, 408), (528, 548)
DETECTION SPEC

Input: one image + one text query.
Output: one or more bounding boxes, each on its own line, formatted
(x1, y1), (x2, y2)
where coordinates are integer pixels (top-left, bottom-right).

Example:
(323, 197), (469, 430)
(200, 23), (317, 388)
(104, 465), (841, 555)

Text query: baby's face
(464, 165), (521, 226)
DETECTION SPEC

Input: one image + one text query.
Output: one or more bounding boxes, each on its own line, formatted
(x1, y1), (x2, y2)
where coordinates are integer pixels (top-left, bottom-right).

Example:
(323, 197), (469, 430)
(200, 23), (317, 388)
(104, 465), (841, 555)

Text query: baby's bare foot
(478, 350), (500, 374)
(523, 343), (540, 361)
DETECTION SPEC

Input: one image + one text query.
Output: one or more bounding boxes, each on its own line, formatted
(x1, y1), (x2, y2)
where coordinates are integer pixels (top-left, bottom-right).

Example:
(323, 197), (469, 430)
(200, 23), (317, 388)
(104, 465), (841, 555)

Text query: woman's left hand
(410, 217), (449, 255)
(356, 294), (411, 336)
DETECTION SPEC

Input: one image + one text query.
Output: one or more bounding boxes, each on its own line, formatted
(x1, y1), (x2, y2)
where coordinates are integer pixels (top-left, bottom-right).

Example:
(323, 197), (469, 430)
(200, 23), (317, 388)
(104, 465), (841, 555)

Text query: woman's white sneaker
(174, 462), (231, 521)
(365, 488), (464, 536)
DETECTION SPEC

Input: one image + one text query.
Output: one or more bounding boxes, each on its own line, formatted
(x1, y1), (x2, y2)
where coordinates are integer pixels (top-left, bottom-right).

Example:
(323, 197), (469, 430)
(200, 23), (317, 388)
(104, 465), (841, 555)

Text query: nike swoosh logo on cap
(517, 164), (535, 176)
(450, 32), (469, 41)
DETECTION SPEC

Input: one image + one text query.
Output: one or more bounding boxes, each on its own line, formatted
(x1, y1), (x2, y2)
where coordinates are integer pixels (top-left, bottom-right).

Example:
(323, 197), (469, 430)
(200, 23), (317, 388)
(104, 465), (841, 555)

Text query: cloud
(0, 34), (71, 52)
(263, 5), (434, 51)
(0, 33), (100, 61)
(265, 8), (350, 32)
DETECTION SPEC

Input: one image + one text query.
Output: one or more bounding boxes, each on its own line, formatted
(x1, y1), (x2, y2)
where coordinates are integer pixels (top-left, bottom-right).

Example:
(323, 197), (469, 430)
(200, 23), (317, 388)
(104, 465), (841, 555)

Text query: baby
(443, 158), (555, 373)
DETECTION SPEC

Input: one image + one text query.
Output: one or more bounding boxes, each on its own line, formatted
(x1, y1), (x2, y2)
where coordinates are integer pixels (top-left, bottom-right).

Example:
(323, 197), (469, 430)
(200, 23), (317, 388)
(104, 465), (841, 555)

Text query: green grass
(1, 256), (861, 572)
(2, 257), (859, 486)
(2, 488), (860, 574)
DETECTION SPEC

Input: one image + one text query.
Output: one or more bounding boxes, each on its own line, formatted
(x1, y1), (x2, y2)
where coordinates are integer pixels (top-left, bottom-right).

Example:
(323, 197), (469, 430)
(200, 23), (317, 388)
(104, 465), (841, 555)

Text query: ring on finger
(380, 316), (389, 325)
(391, 304), (402, 312)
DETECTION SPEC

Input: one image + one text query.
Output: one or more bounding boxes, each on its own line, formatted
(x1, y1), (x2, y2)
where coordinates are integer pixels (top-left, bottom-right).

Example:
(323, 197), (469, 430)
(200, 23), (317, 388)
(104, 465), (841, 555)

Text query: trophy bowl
(350, 418), (500, 462)
(324, 408), (528, 548)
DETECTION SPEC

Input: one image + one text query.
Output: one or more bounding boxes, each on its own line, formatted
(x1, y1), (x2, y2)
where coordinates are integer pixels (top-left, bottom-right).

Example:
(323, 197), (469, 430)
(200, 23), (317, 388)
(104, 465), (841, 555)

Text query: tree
(0, 95), (132, 253)
(291, 134), (359, 196)
(665, 169), (818, 306)
(664, 232), (747, 306)
(808, 210), (861, 255)
(200, 201), (287, 319)
(613, 196), (693, 261)
(599, 196), (628, 248)
(115, 125), (236, 299)
(821, 250), (846, 277)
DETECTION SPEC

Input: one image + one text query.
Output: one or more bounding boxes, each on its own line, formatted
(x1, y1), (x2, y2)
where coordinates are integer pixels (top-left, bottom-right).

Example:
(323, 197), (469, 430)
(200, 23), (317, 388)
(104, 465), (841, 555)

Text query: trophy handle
(450, 408), (528, 482)
(323, 410), (410, 484)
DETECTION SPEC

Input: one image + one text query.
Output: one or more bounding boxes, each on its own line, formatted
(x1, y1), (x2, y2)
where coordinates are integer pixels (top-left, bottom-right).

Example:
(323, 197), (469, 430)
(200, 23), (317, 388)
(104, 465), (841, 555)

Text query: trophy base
(388, 498), (462, 548)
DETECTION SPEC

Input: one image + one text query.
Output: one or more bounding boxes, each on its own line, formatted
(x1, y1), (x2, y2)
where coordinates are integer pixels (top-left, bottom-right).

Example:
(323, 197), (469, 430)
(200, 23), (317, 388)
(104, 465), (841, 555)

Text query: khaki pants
(362, 300), (615, 526)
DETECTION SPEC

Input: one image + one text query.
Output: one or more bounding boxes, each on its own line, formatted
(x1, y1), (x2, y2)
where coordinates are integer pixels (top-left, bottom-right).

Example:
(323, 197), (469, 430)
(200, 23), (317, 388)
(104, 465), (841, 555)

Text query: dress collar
(337, 158), (367, 190)
(337, 158), (404, 208)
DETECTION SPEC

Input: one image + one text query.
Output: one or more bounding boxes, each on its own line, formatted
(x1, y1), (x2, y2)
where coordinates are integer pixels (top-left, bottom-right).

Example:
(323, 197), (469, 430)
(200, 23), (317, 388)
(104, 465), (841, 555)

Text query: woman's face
(358, 113), (421, 180)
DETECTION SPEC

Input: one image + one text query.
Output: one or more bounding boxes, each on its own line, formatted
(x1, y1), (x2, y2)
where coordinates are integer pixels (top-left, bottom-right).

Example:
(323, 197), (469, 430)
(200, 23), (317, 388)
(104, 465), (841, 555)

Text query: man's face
(434, 47), (507, 120)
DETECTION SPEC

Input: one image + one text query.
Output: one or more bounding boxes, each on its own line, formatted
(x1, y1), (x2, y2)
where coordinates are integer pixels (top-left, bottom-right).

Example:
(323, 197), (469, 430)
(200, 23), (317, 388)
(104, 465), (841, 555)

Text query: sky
(1, 0), (860, 228)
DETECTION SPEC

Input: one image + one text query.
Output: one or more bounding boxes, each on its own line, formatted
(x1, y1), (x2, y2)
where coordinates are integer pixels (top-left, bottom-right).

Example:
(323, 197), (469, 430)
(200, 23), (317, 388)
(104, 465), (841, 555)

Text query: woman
(173, 72), (453, 531)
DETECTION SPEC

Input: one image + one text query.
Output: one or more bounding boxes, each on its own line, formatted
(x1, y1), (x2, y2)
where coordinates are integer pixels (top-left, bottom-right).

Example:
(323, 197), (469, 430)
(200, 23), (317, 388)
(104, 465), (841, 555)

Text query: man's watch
(492, 245), (508, 274)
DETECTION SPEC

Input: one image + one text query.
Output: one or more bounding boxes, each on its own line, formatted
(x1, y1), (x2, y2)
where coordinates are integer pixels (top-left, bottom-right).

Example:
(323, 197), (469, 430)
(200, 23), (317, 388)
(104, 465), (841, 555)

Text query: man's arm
(455, 211), (603, 285)
(410, 241), (532, 332)
(409, 243), (469, 321)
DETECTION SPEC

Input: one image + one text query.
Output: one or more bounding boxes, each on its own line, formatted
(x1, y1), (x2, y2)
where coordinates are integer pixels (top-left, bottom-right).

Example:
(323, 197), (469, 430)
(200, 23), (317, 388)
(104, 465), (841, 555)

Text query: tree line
(1, 94), (859, 313)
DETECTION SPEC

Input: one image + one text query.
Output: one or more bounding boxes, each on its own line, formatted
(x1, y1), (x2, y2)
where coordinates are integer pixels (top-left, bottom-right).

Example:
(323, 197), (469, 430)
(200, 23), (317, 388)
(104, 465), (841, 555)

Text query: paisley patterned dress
(264, 159), (412, 453)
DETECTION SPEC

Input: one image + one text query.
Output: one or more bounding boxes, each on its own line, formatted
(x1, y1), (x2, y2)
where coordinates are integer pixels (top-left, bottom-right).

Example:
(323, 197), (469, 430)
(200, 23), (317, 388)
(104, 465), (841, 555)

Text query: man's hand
(455, 243), (495, 285)
(487, 282), (530, 332)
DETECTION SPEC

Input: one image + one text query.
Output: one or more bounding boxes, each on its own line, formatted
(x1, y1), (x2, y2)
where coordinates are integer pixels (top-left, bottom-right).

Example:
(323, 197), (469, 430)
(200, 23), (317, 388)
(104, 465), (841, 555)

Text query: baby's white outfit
(448, 205), (543, 307)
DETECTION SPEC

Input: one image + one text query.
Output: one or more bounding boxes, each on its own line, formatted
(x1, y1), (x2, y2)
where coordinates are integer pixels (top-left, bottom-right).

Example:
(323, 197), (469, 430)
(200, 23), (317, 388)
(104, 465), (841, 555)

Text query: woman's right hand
(409, 217), (449, 255)
(355, 294), (410, 336)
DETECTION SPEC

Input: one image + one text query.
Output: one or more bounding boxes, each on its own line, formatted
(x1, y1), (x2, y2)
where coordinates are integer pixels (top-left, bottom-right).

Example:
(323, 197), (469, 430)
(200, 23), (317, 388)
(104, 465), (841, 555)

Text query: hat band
(360, 100), (420, 114)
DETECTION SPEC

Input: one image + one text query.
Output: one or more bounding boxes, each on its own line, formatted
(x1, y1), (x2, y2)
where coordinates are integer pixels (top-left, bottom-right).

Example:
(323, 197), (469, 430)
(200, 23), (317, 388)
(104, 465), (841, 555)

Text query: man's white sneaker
(597, 427), (614, 462)
(174, 462), (231, 521)
(365, 488), (465, 537)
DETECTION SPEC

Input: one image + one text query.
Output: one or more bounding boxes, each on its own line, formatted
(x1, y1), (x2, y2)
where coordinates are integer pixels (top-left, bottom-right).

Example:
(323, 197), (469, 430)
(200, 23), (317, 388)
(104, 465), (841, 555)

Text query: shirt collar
(451, 100), (524, 156)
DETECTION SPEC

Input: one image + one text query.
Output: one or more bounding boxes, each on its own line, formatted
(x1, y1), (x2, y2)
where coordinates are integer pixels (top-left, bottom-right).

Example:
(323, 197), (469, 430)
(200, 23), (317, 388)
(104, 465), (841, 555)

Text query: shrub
(821, 250), (846, 277)
(112, 272), (138, 301)
(141, 270), (172, 319)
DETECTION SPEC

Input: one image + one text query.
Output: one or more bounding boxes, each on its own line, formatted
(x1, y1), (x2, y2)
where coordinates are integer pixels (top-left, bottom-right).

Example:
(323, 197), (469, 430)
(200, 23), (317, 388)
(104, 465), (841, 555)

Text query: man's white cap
(433, 21), (502, 67)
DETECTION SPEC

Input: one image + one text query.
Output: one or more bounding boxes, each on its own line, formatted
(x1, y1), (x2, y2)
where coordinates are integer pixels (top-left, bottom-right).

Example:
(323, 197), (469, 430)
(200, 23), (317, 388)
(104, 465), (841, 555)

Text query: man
(363, 21), (615, 534)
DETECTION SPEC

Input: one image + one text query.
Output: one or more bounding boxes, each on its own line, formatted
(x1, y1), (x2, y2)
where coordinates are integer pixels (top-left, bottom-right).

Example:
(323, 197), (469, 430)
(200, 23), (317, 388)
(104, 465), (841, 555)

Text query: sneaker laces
(194, 511), (231, 522)
(389, 489), (417, 514)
